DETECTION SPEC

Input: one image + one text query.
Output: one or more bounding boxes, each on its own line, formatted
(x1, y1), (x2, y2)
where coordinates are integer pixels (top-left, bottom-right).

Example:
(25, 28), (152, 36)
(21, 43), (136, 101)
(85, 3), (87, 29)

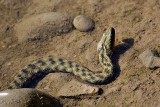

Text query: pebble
(138, 49), (160, 69)
(0, 88), (62, 107)
(14, 12), (73, 43)
(57, 80), (100, 97)
(73, 15), (95, 32)
(103, 85), (122, 96)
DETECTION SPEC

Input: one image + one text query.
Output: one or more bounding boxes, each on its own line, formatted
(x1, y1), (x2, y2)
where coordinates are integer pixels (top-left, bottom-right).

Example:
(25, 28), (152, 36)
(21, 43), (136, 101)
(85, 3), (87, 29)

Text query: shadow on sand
(109, 38), (134, 83)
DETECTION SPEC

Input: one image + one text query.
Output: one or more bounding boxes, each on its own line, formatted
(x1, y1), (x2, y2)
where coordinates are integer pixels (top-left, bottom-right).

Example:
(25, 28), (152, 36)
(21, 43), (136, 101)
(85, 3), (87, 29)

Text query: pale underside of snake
(9, 27), (115, 89)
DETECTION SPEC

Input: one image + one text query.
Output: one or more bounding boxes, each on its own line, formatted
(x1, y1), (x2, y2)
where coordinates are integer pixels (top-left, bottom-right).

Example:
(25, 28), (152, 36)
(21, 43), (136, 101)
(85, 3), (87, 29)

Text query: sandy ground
(0, 0), (160, 107)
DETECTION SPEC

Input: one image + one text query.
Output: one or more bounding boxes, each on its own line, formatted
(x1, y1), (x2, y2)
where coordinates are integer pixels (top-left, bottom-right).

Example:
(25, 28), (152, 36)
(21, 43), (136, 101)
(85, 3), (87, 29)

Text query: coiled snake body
(9, 27), (115, 89)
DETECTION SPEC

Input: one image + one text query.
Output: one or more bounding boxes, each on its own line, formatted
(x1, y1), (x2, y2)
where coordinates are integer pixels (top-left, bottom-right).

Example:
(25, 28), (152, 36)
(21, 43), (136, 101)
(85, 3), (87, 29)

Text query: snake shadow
(108, 38), (134, 83)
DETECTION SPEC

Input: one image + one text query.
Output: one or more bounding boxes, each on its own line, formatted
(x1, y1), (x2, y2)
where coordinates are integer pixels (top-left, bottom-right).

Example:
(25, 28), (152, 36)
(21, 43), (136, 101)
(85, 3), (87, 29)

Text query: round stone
(0, 88), (61, 107)
(73, 15), (95, 32)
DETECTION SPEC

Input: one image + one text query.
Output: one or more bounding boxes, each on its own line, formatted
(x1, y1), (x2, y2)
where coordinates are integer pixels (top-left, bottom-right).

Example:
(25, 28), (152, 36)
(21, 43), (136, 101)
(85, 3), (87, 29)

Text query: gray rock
(73, 15), (95, 32)
(14, 12), (73, 43)
(0, 88), (62, 107)
(57, 80), (100, 97)
(139, 49), (160, 69)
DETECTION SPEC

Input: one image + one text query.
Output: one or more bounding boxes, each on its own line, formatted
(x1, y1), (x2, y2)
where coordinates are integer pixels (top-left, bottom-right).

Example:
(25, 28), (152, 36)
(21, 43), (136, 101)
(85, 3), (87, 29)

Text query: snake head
(97, 27), (115, 56)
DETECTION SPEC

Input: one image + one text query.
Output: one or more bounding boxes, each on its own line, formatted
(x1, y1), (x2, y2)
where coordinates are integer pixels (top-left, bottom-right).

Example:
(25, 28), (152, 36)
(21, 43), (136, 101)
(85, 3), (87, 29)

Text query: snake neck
(99, 49), (113, 73)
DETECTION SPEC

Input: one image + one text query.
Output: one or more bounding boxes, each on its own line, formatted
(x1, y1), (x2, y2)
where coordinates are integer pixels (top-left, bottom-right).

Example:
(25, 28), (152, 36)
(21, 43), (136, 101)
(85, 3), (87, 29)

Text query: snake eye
(97, 47), (102, 53)
(97, 48), (101, 52)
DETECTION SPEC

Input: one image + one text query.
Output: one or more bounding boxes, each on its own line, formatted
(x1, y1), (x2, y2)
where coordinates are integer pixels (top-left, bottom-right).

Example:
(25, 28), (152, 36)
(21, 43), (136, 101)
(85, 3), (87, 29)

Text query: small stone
(73, 15), (95, 32)
(139, 49), (160, 69)
(6, 62), (12, 66)
(57, 80), (99, 97)
(103, 85), (121, 96)
(0, 88), (62, 107)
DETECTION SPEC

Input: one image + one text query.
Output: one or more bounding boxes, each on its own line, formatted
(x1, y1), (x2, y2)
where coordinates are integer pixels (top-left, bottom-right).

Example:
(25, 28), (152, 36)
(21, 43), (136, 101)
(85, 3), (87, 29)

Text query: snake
(8, 27), (115, 89)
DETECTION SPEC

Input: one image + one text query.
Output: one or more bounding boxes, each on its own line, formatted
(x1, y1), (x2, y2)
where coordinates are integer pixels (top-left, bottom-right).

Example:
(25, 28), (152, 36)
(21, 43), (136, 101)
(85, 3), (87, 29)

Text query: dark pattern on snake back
(9, 27), (115, 89)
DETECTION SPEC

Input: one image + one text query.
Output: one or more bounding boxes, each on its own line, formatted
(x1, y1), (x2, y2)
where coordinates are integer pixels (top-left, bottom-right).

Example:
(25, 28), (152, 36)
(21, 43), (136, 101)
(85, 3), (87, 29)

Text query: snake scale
(9, 27), (115, 89)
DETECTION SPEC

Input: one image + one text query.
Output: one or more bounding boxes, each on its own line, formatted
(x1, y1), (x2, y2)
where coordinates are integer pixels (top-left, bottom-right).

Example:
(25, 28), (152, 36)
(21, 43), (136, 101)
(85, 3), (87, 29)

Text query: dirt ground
(0, 0), (160, 107)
